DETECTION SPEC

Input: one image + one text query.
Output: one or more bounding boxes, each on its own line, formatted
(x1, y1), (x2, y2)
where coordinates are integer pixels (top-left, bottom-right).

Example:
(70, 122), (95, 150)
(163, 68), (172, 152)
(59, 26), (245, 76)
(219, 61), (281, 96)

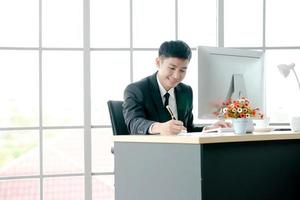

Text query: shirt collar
(156, 75), (175, 98)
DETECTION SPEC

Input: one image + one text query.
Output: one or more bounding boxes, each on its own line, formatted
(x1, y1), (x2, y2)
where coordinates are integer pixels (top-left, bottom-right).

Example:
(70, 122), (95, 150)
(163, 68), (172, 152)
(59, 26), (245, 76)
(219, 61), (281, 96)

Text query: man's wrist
(149, 122), (159, 134)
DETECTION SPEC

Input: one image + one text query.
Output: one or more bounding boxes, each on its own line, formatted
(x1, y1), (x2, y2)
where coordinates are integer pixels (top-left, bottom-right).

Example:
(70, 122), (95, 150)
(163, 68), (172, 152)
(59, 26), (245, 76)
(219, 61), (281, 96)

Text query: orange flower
(216, 97), (264, 119)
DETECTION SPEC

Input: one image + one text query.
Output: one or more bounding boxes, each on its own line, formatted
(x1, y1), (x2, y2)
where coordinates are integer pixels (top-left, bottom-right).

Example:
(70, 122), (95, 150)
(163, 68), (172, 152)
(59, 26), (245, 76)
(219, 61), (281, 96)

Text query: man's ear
(155, 57), (161, 68)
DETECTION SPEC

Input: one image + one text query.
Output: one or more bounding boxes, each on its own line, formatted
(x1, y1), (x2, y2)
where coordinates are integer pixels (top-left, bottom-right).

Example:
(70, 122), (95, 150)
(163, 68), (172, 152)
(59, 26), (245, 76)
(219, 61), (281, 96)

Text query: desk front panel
(114, 142), (202, 200)
(114, 137), (300, 200)
(202, 139), (300, 200)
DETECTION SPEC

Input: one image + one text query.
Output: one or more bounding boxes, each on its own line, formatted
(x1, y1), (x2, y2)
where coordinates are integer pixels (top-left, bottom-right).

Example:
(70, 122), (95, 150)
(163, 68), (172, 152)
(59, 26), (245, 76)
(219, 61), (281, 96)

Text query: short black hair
(158, 40), (192, 61)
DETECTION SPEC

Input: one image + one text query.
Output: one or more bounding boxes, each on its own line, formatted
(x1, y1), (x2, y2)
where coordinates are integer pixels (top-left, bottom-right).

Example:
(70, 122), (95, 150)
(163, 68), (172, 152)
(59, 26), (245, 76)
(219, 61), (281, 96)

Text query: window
(91, 0), (130, 48)
(224, 0), (299, 123)
(91, 51), (130, 125)
(178, 0), (217, 47)
(265, 50), (300, 122)
(0, 0), (213, 199)
(132, 0), (175, 48)
(3, 0), (297, 199)
(0, 0), (38, 47)
(0, 51), (39, 127)
(266, 0), (300, 46)
(42, 51), (83, 126)
(42, 0), (83, 47)
(224, 0), (263, 47)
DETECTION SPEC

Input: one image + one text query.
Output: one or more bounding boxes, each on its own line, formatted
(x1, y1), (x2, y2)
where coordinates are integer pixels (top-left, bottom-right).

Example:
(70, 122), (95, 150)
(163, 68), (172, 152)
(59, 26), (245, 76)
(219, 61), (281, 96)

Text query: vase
(232, 118), (252, 134)
(246, 118), (254, 133)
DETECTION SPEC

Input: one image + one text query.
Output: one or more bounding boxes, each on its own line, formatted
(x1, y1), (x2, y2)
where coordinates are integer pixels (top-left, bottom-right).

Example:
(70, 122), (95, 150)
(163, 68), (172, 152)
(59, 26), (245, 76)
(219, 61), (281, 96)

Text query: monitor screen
(197, 46), (265, 119)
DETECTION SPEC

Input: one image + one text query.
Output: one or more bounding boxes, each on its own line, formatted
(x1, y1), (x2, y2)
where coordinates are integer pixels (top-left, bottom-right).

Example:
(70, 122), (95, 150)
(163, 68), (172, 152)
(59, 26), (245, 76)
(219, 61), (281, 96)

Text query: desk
(113, 132), (300, 200)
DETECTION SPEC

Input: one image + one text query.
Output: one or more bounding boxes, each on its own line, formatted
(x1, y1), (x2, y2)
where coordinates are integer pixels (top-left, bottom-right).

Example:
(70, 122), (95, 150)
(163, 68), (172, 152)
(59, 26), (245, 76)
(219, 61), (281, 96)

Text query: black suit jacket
(123, 72), (203, 134)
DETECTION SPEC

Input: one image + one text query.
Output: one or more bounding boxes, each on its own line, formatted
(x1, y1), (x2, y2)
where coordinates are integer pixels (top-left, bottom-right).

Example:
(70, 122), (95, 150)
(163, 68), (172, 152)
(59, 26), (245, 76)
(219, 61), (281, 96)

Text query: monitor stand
(225, 74), (247, 100)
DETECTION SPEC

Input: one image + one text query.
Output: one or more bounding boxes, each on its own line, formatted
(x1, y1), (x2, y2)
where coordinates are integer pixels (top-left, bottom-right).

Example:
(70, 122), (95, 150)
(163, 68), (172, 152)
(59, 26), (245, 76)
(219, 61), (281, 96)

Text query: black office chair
(107, 100), (130, 135)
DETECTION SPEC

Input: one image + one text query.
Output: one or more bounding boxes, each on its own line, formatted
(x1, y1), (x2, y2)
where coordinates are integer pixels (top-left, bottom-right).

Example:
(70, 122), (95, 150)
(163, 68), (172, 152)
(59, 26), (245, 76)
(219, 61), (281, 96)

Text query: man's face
(156, 56), (189, 91)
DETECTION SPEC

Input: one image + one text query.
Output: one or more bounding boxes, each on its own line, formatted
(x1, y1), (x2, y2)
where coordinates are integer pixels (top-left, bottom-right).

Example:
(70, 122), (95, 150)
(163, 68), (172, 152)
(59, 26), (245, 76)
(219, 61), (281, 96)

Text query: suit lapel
(175, 85), (185, 122)
(149, 73), (171, 122)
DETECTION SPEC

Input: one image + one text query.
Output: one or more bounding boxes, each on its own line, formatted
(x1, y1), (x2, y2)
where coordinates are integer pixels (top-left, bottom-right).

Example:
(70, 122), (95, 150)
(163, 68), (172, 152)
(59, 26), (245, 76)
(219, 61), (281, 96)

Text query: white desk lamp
(277, 63), (300, 131)
(277, 63), (300, 90)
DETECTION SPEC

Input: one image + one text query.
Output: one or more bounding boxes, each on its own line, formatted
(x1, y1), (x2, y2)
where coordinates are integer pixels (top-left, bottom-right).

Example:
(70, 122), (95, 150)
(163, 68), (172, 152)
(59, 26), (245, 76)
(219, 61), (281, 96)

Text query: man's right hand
(151, 120), (186, 135)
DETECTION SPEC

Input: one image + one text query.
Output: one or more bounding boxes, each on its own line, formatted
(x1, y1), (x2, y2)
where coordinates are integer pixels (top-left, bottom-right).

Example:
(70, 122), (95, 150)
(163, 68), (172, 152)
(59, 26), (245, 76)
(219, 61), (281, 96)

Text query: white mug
(255, 117), (270, 128)
(290, 116), (300, 132)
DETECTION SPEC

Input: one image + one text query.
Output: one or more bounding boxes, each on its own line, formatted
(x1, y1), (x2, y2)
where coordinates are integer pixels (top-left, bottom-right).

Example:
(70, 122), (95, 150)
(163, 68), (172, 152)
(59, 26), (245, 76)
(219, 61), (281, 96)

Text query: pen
(166, 105), (188, 133)
(166, 105), (176, 120)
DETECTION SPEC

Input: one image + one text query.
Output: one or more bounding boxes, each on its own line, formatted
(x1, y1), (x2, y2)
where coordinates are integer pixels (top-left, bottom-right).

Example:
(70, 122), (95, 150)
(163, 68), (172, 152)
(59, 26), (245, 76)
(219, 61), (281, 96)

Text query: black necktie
(164, 92), (170, 107)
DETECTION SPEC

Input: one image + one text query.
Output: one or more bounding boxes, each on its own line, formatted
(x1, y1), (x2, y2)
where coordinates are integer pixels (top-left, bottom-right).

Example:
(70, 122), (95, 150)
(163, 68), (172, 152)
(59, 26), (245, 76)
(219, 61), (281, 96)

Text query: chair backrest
(107, 100), (130, 135)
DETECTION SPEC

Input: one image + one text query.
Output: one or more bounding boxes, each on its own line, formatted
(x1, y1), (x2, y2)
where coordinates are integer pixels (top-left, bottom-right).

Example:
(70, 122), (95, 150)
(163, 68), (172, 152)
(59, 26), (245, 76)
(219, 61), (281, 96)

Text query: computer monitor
(197, 46), (265, 119)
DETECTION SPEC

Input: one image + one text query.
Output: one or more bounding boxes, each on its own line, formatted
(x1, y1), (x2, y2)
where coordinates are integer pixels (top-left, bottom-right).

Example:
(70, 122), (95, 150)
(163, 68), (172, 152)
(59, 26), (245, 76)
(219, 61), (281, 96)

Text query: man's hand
(205, 120), (232, 131)
(152, 120), (187, 135)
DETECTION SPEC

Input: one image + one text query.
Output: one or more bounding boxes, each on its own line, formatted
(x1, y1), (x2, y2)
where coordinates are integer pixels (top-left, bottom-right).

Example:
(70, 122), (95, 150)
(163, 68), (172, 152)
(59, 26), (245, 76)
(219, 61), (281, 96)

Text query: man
(123, 40), (230, 135)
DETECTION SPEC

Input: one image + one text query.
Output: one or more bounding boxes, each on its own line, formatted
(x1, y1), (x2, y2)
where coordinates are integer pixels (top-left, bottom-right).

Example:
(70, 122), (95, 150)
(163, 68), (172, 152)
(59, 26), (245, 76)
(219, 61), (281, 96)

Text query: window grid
(0, 0), (298, 199)
(83, 0), (92, 198)
(38, 0), (43, 198)
(0, 172), (114, 181)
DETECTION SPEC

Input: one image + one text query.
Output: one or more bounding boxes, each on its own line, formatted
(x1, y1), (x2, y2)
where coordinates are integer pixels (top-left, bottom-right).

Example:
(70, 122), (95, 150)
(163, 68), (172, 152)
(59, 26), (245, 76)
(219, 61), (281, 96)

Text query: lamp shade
(277, 63), (300, 131)
(277, 63), (295, 78)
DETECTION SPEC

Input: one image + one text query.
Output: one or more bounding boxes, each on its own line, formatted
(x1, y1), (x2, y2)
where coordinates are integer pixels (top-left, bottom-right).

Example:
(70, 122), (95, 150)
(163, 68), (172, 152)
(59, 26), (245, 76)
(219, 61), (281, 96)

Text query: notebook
(202, 127), (234, 133)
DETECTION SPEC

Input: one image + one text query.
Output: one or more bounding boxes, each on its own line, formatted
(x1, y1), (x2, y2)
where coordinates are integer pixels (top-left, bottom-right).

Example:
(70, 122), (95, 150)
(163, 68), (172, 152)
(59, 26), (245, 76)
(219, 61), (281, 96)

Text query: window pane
(91, 0), (130, 48)
(0, 131), (39, 177)
(265, 50), (300, 123)
(44, 176), (84, 200)
(0, 0), (38, 47)
(133, 51), (158, 82)
(43, 51), (83, 126)
(224, 0), (263, 47)
(92, 175), (114, 200)
(266, 1), (300, 46)
(0, 51), (39, 127)
(91, 51), (130, 125)
(133, 0), (175, 48)
(178, 0), (217, 47)
(92, 129), (114, 172)
(43, 129), (83, 175)
(0, 179), (39, 200)
(42, 0), (83, 47)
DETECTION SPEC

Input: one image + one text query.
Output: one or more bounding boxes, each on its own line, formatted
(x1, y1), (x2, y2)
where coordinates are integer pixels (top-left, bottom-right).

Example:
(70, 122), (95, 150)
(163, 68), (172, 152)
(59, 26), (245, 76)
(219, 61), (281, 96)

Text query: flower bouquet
(216, 97), (263, 134)
(218, 97), (263, 119)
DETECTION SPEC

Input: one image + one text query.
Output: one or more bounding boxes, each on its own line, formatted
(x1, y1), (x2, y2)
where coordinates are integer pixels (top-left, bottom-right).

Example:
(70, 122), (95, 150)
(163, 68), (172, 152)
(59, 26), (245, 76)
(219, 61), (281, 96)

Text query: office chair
(107, 100), (130, 154)
(107, 100), (130, 135)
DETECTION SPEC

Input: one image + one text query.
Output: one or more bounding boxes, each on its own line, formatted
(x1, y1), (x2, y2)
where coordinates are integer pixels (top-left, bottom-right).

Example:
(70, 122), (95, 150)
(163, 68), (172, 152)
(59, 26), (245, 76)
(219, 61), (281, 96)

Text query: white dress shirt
(148, 75), (179, 133)
(156, 76), (178, 120)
